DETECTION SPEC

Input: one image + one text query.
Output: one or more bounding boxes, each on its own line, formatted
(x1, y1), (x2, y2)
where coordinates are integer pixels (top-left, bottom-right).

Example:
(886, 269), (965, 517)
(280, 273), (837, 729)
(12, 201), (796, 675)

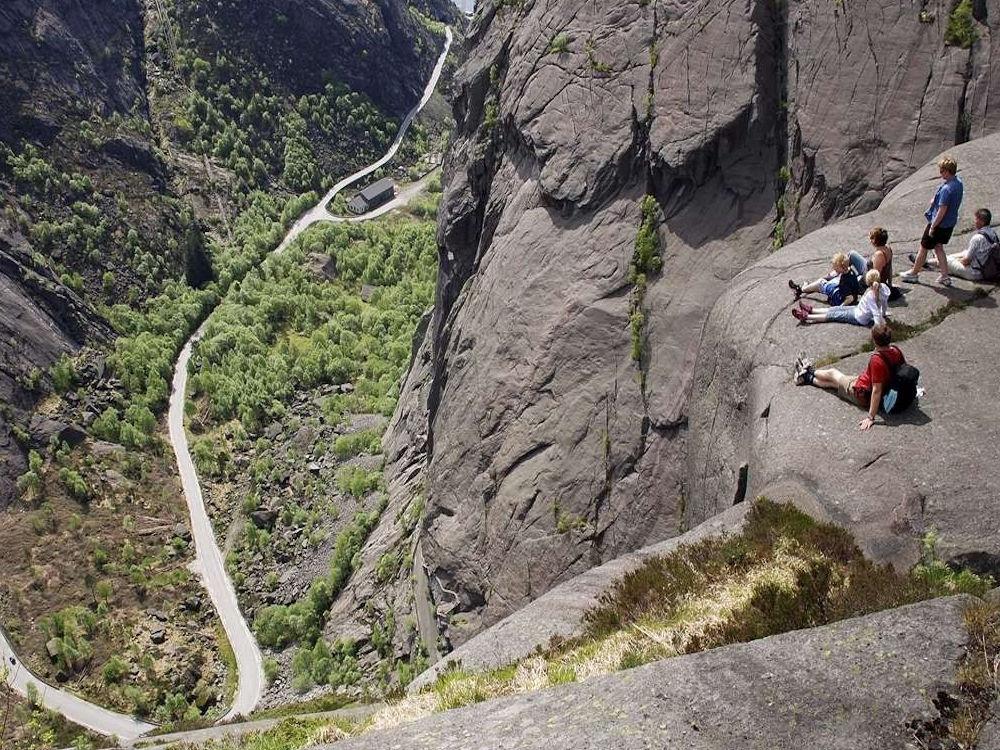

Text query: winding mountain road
(167, 24), (453, 722)
(0, 628), (154, 741)
(1, 26), (451, 740)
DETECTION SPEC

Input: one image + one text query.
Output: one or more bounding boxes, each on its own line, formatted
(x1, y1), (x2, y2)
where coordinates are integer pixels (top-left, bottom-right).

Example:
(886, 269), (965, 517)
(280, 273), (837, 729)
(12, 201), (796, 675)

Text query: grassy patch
(372, 500), (989, 727)
(218, 624), (238, 705)
(248, 693), (356, 720)
(169, 716), (358, 750)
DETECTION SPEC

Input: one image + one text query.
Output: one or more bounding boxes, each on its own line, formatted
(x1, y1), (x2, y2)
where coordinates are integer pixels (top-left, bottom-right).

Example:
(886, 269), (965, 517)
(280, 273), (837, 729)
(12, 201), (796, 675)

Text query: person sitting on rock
(907, 208), (997, 282)
(899, 155), (964, 286)
(787, 252), (862, 306)
(794, 324), (905, 431)
(849, 226), (898, 300)
(792, 269), (888, 326)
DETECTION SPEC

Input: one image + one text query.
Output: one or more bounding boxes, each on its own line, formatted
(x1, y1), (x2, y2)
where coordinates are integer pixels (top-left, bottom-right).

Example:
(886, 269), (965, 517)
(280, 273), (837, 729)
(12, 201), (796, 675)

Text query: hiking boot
(936, 274), (952, 287)
(899, 270), (920, 283)
(787, 279), (803, 299)
(792, 307), (808, 322)
(794, 363), (815, 386)
(798, 300), (814, 314)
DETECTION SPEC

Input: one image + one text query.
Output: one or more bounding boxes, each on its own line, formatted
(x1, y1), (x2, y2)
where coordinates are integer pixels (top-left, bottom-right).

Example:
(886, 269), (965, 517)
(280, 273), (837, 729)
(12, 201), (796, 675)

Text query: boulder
(324, 596), (975, 750)
(172, 524), (192, 542)
(28, 415), (86, 448)
(251, 509), (277, 530)
(305, 252), (337, 281)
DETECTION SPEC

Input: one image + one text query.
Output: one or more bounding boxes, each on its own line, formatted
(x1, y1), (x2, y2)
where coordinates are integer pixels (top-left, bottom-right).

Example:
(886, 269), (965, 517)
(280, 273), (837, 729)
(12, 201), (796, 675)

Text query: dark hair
(872, 324), (892, 348)
(869, 227), (889, 246)
(975, 208), (992, 225)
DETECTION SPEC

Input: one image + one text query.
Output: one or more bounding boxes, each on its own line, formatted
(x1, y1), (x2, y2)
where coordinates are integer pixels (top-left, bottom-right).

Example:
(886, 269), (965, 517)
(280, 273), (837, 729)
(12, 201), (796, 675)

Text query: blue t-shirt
(925, 175), (963, 228)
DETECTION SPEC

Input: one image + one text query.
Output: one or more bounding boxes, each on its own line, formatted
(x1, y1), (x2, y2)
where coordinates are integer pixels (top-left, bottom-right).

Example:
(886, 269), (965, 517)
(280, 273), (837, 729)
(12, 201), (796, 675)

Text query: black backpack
(875, 349), (919, 414)
(974, 229), (1000, 281)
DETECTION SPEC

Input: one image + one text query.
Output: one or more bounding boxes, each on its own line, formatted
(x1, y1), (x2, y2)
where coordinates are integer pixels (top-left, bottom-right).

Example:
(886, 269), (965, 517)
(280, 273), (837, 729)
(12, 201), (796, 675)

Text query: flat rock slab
(687, 133), (1000, 568)
(409, 505), (749, 692)
(322, 596), (974, 750)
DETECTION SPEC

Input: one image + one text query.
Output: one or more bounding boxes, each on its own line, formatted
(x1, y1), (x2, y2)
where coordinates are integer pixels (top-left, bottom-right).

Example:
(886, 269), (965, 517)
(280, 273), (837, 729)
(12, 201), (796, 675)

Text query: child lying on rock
(792, 269), (888, 327)
(787, 252), (863, 306)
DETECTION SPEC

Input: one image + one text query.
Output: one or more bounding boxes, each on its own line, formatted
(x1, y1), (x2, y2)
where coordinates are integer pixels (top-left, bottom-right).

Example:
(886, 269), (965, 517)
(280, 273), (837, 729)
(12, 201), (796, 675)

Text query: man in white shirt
(912, 208), (997, 281)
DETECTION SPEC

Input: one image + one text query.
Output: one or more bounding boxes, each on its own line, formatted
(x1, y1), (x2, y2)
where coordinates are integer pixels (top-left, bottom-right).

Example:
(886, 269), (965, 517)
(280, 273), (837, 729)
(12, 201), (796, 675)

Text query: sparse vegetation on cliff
(944, 0), (978, 49)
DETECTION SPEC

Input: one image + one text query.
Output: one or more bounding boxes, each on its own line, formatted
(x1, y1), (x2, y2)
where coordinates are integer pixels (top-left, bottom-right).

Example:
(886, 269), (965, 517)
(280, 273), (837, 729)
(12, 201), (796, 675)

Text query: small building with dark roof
(347, 178), (395, 214)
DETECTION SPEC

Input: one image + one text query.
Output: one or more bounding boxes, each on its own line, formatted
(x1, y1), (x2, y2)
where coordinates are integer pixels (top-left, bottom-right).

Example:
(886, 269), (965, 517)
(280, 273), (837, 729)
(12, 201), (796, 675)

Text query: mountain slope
(0, 0), (455, 724)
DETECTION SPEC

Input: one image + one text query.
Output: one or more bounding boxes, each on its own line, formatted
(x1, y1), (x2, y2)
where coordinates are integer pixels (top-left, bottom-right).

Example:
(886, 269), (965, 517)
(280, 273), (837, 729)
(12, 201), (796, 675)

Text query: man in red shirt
(794, 324), (905, 431)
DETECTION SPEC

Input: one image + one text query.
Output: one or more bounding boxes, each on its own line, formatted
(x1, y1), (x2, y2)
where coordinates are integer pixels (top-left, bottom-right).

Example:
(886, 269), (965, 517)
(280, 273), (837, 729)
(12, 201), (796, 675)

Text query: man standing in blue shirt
(900, 155), (964, 286)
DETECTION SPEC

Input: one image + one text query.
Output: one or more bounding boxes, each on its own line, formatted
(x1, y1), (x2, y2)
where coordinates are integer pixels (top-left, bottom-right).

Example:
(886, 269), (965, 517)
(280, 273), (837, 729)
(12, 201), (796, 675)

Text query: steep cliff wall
(379, 0), (1000, 647)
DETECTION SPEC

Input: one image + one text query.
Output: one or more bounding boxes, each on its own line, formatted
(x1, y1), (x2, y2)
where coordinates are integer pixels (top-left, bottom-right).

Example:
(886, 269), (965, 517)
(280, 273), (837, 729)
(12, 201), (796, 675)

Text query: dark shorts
(921, 223), (954, 249)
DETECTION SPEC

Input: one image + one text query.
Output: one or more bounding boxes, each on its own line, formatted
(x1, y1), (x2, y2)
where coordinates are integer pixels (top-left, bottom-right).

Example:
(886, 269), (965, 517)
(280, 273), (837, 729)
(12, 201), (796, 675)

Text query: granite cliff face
(377, 0), (1000, 647)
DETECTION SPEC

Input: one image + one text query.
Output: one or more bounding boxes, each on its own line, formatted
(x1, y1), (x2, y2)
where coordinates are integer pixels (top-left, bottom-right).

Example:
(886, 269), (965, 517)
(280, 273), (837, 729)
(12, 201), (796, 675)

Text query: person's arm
(960, 236), (979, 266)
(859, 381), (884, 431)
(930, 204), (948, 229)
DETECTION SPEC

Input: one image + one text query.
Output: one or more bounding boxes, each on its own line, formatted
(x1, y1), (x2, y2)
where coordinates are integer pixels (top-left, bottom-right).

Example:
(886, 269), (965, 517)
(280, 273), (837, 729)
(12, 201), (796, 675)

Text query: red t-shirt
(854, 346), (905, 403)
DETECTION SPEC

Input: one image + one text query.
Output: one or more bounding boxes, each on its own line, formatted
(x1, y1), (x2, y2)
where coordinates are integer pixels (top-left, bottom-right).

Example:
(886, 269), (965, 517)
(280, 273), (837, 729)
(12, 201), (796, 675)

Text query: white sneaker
(936, 274), (952, 287)
(899, 270), (920, 283)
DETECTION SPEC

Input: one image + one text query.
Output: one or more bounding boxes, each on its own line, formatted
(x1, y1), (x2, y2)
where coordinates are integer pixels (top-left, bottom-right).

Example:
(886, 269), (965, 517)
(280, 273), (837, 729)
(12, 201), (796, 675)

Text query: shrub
(264, 657), (279, 686)
(50, 354), (76, 393)
(549, 33), (570, 54)
(17, 450), (44, 501)
(631, 195), (662, 278)
(59, 468), (90, 502)
(102, 655), (128, 684)
(944, 0), (978, 48)
(332, 430), (382, 458)
(40, 606), (97, 673)
(335, 466), (381, 498)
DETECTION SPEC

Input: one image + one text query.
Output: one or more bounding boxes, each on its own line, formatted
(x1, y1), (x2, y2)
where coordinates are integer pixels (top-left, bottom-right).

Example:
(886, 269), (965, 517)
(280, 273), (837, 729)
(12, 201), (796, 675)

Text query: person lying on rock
(907, 208), (997, 282)
(851, 226), (899, 301)
(787, 252), (862, 305)
(899, 155), (964, 286)
(792, 269), (888, 326)
(794, 324), (904, 431)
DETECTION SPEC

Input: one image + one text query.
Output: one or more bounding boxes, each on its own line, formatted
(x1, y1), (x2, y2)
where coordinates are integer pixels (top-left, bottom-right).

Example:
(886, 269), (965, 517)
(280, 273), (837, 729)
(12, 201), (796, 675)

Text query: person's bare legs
(910, 245), (930, 273)
(801, 278), (826, 294)
(933, 242), (950, 282)
(811, 367), (848, 390)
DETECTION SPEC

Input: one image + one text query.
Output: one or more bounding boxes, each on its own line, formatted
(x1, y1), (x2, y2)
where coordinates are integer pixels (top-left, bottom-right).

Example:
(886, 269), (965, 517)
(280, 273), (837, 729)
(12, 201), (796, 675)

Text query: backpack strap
(873, 348), (902, 378)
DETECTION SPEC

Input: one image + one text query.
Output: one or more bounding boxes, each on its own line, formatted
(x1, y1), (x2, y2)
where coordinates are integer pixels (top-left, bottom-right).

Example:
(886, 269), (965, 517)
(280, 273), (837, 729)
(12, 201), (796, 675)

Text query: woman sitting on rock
(787, 252), (862, 306)
(850, 226), (898, 301)
(792, 269), (888, 326)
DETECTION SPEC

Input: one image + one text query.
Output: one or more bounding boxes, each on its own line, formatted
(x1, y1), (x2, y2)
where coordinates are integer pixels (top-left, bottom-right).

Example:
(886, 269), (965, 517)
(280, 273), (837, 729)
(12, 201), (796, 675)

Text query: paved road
(276, 26), (452, 253)
(166, 24), (453, 723)
(1, 27), (452, 743)
(0, 628), (154, 741)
